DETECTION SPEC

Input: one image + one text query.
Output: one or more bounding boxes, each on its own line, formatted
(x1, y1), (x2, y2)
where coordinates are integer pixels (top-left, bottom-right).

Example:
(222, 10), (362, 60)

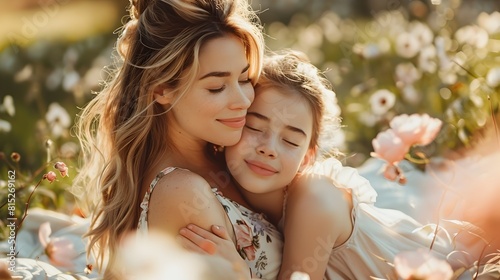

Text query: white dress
(137, 167), (284, 280)
(283, 159), (461, 279)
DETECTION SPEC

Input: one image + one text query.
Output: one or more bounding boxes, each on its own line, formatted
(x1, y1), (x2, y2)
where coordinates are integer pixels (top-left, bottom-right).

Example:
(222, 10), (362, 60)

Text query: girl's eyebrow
(247, 111), (307, 137)
(199, 64), (250, 80)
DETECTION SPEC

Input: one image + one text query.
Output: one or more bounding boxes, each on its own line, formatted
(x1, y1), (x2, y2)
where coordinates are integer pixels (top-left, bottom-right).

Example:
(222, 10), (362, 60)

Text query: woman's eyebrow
(199, 64), (250, 80)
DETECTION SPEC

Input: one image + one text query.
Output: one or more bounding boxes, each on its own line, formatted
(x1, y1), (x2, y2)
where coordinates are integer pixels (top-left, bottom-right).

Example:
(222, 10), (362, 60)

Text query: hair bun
(117, 20), (138, 58)
(130, 0), (155, 20)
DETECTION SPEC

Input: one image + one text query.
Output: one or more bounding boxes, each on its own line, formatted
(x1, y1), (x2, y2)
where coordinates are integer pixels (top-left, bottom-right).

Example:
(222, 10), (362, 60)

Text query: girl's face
(165, 34), (254, 147)
(225, 87), (314, 194)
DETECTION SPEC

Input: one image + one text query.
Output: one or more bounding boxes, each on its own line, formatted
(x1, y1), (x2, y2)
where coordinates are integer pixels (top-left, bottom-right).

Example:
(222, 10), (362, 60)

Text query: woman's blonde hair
(256, 49), (342, 159)
(72, 0), (263, 276)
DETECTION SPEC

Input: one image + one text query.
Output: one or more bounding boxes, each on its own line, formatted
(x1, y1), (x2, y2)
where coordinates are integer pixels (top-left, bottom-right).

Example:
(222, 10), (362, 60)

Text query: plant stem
(15, 177), (43, 236)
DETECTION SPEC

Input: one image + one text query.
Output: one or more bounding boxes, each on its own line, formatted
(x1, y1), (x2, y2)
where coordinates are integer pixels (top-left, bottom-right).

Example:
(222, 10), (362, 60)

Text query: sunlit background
(1, 0), (500, 278)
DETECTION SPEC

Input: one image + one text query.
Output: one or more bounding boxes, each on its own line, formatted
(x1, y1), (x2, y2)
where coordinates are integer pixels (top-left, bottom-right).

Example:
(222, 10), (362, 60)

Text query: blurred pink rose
(371, 129), (410, 164)
(38, 222), (79, 269)
(389, 114), (442, 146)
(234, 222), (256, 261)
(394, 249), (453, 280)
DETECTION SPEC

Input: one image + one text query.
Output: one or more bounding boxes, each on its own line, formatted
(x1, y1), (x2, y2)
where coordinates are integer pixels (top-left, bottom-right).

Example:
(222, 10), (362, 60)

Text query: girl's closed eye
(283, 139), (299, 147)
(245, 125), (261, 132)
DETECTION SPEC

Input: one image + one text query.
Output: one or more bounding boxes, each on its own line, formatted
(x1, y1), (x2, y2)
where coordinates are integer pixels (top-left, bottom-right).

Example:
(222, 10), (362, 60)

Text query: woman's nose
(229, 83), (254, 110)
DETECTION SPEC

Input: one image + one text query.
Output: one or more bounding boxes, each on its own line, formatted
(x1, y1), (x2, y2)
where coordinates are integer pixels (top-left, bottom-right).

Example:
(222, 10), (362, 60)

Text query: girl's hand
(178, 224), (254, 279)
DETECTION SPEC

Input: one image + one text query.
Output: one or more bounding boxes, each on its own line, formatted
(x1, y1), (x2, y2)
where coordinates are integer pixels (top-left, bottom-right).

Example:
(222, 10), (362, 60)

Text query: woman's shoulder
(145, 167), (229, 234)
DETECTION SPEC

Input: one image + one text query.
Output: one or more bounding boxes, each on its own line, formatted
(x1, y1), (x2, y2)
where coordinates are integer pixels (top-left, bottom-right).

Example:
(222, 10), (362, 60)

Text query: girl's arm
(278, 174), (353, 280)
(178, 224), (259, 280)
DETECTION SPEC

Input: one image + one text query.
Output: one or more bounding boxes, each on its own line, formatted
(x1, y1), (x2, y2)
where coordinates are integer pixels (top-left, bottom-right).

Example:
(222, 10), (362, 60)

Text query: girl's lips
(245, 160), (278, 176)
(218, 117), (246, 128)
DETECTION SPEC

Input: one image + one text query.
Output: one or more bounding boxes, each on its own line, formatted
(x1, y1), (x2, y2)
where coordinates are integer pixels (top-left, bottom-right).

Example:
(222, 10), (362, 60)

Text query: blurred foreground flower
(38, 222), (80, 270)
(394, 249), (453, 280)
(115, 230), (251, 280)
(290, 271), (310, 280)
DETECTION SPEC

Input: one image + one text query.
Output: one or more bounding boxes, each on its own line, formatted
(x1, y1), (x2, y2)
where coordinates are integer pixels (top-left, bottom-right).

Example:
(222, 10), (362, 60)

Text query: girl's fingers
(177, 233), (217, 255)
(176, 235), (209, 254)
(211, 225), (231, 240)
(185, 224), (223, 241)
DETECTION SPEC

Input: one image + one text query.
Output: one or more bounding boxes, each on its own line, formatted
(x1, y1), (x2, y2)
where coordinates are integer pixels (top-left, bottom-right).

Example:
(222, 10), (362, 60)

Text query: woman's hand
(178, 224), (254, 279)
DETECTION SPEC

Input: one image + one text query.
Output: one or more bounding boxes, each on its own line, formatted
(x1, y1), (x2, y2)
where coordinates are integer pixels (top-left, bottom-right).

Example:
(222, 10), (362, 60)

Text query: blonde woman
(74, 0), (282, 279)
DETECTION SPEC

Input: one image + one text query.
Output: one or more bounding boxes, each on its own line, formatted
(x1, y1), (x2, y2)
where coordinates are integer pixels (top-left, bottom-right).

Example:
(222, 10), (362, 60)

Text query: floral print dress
(138, 167), (283, 280)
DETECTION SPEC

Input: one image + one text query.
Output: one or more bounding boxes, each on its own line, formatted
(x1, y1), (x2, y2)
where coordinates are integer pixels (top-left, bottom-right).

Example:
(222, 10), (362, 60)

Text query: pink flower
(371, 129), (410, 165)
(383, 164), (399, 181)
(389, 114), (442, 146)
(394, 249), (453, 280)
(234, 222), (256, 261)
(54, 161), (69, 177)
(43, 171), (57, 183)
(38, 222), (79, 269)
(382, 164), (407, 185)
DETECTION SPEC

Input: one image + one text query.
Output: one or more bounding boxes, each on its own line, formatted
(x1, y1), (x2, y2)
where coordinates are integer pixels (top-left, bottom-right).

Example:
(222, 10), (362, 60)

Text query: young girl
(180, 50), (460, 279)
(74, 0), (283, 279)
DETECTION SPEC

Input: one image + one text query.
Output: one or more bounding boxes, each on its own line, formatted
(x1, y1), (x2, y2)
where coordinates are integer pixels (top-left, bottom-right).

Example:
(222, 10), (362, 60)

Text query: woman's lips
(218, 116), (246, 128)
(245, 160), (278, 176)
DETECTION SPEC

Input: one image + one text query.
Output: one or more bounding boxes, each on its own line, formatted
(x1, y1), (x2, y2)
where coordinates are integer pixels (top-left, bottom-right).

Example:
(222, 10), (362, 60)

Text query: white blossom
(0, 119), (11, 133)
(409, 21), (434, 47)
(455, 25), (489, 49)
(45, 103), (71, 138)
(395, 62), (422, 86)
(477, 11), (500, 35)
(0, 95), (15, 116)
(395, 32), (421, 58)
(370, 89), (396, 115)
(62, 70), (80, 92)
(486, 67), (500, 88)
(418, 45), (437, 73)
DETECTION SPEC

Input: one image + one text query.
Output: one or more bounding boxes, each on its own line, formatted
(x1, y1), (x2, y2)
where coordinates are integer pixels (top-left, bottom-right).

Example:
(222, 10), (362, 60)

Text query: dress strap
(137, 167), (178, 232)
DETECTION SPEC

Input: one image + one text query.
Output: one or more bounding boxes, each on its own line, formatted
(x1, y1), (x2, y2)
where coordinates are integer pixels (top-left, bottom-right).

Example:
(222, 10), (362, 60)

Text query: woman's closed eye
(208, 85), (226, 94)
(239, 78), (252, 85)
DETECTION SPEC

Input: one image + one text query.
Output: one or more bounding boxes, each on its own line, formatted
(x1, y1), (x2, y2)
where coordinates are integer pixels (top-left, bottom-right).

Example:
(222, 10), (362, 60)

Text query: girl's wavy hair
(72, 0), (263, 277)
(256, 49), (342, 160)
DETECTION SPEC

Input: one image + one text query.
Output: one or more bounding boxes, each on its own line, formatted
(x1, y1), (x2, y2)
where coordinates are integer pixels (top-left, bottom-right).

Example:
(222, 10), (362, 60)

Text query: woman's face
(167, 34), (254, 147)
(225, 87), (313, 194)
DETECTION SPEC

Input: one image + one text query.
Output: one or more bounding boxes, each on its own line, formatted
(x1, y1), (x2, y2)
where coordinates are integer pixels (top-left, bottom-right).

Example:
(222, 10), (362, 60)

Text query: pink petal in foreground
(38, 222), (52, 248)
(394, 249), (453, 280)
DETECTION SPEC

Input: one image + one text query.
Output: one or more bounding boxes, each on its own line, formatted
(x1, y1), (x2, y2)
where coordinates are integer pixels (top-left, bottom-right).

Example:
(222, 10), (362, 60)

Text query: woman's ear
(153, 87), (173, 105)
(298, 147), (316, 173)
